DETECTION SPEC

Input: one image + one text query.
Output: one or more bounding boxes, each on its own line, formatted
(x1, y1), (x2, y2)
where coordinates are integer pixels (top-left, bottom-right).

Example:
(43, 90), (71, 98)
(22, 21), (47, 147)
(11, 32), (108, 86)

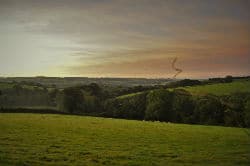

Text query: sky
(0, 0), (249, 78)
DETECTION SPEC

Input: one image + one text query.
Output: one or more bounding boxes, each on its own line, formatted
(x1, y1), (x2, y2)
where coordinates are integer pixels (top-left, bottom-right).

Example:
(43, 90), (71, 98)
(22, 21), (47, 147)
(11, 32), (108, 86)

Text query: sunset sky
(0, 0), (249, 78)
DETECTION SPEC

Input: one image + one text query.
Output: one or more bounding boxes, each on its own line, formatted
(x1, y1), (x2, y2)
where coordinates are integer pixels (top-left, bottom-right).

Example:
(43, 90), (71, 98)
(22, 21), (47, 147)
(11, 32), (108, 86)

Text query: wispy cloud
(0, 0), (249, 77)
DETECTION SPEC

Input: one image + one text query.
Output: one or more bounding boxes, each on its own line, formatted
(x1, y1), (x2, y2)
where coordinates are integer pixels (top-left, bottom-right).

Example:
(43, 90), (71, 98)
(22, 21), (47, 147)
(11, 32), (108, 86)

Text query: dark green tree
(225, 75), (233, 83)
(244, 99), (250, 127)
(172, 89), (195, 123)
(104, 92), (147, 119)
(61, 87), (85, 114)
(194, 95), (224, 125)
(222, 93), (245, 127)
(145, 89), (174, 121)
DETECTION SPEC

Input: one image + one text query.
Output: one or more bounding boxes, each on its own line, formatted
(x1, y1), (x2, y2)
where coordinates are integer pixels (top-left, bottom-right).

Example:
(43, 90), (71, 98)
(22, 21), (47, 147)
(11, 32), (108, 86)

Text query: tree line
(58, 84), (250, 128)
(1, 78), (249, 128)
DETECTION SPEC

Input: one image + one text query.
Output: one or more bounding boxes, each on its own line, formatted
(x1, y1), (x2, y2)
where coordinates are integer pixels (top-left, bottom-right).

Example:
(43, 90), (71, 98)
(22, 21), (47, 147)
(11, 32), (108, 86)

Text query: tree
(194, 95), (224, 125)
(244, 99), (250, 127)
(222, 93), (245, 127)
(13, 84), (23, 95)
(225, 75), (233, 83)
(60, 87), (85, 114)
(104, 92), (147, 120)
(48, 89), (59, 106)
(145, 89), (174, 121)
(172, 89), (195, 123)
(87, 83), (102, 96)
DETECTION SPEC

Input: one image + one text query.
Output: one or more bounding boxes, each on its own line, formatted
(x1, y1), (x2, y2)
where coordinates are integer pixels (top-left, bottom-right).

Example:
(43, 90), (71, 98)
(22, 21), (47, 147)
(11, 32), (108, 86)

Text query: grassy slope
(0, 114), (249, 166)
(178, 80), (250, 96)
(116, 80), (250, 99)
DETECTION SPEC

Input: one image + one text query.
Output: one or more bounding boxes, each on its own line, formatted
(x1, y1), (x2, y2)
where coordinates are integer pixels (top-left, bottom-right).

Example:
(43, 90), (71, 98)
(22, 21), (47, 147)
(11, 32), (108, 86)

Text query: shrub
(172, 89), (195, 123)
(221, 93), (246, 127)
(59, 87), (85, 114)
(104, 92), (147, 119)
(194, 95), (224, 125)
(244, 99), (250, 127)
(145, 89), (174, 121)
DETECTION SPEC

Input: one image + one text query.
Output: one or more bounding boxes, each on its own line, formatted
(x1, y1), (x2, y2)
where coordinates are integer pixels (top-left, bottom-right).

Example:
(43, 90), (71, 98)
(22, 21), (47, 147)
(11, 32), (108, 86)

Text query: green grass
(117, 80), (250, 99)
(0, 82), (47, 91)
(0, 82), (13, 90)
(178, 80), (250, 96)
(0, 114), (249, 165)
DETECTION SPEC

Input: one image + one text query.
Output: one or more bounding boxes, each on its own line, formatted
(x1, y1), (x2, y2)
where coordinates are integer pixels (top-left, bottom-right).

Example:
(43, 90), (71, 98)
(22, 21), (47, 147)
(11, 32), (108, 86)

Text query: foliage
(58, 83), (105, 114)
(59, 87), (85, 114)
(145, 89), (174, 121)
(194, 95), (224, 125)
(0, 83), (51, 108)
(221, 93), (249, 127)
(244, 99), (250, 127)
(208, 75), (233, 83)
(104, 92), (147, 119)
(166, 79), (201, 88)
(172, 89), (195, 123)
(1, 78), (250, 128)
(106, 88), (250, 127)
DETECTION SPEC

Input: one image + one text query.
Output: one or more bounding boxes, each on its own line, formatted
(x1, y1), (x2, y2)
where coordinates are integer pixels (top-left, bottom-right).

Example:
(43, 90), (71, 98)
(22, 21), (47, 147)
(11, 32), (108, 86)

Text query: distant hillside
(0, 77), (171, 88)
(179, 80), (250, 96)
(116, 79), (250, 99)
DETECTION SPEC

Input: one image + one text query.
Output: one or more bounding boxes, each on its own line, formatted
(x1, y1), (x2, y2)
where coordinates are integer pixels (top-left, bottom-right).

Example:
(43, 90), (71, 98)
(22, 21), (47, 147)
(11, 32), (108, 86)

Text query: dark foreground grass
(0, 114), (249, 166)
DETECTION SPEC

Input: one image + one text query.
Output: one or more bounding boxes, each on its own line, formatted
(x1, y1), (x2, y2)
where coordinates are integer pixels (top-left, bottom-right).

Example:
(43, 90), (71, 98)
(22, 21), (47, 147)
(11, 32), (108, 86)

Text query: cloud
(0, 0), (249, 77)
(67, 54), (250, 78)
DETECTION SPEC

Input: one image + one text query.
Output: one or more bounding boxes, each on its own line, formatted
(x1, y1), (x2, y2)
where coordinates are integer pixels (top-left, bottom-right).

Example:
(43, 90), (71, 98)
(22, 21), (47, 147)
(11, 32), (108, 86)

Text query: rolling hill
(0, 113), (249, 165)
(179, 80), (250, 96)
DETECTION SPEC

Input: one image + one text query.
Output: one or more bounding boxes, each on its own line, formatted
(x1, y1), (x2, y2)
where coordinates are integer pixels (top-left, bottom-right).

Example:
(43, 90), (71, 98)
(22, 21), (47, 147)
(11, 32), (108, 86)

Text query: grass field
(179, 80), (250, 96)
(0, 82), (50, 91)
(116, 80), (250, 99)
(0, 82), (13, 90)
(0, 114), (249, 165)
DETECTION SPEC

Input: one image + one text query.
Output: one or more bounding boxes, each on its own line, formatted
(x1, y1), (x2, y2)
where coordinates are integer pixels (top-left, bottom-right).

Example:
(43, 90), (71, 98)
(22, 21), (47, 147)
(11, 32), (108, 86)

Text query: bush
(104, 92), (147, 119)
(166, 79), (201, 88)
(194, 95), (224, 125)
(244, 99), (250, 127)
(172, 89), (195, 123)
(221, 93), (246, 127)
(145, 89), (174, 121)
(59, 87), (85, 114)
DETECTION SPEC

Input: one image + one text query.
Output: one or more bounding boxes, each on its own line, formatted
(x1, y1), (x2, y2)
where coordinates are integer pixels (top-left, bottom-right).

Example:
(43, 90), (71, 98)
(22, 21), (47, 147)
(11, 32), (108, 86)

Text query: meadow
(0, 113), (249, 165)
(0, 82), (13, 90)
(179, 80), (250, 96)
